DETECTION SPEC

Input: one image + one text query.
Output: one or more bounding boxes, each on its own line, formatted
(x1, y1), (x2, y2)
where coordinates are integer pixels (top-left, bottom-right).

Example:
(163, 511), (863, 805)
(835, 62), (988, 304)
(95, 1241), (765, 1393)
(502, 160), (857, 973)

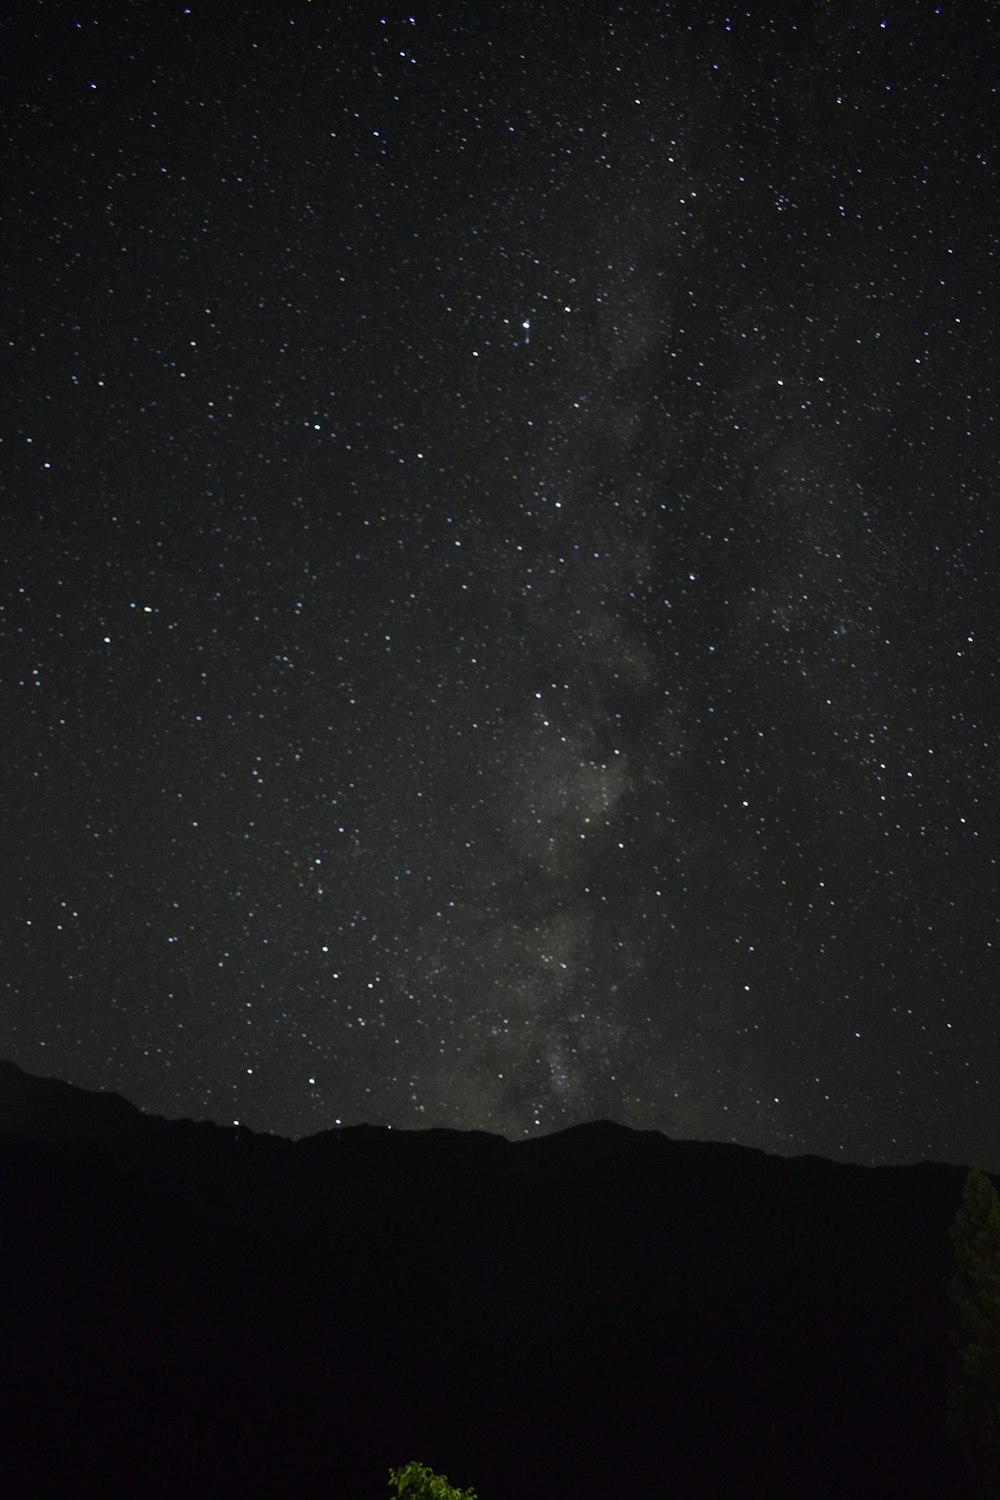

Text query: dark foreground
(0, 1061), (973, 1497)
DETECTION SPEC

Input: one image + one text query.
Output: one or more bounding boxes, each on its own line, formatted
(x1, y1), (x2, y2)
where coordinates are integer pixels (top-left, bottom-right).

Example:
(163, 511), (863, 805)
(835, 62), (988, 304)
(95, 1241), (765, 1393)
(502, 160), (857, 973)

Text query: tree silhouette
(948, 1166), (1000, 1498)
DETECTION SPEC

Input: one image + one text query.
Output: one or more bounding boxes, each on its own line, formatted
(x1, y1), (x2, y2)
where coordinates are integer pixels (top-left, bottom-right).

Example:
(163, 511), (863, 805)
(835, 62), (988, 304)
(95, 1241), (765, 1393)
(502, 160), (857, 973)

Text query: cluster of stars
(3, 1), (998, 1167)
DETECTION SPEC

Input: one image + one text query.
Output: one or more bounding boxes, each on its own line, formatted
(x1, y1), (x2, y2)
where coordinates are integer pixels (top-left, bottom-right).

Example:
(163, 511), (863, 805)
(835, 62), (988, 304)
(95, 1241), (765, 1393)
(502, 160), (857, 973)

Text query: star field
(3, 0), (998, 1164)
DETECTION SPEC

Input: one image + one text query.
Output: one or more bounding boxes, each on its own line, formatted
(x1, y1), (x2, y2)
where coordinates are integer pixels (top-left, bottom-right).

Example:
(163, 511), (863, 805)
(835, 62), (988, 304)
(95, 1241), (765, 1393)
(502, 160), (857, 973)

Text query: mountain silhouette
(0, 1057), (172, 1142)
(0, 1059), (976, 1498)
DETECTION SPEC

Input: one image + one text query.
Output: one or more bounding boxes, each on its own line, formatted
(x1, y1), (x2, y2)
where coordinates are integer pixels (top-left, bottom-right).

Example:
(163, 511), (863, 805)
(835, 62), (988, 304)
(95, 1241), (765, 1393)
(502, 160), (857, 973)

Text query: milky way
(4, 1), (998, 1165)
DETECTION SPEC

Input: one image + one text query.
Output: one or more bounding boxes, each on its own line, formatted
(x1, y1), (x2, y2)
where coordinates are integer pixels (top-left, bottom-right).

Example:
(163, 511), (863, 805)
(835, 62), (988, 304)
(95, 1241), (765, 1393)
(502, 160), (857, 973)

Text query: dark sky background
(4, 0), (998, 1166)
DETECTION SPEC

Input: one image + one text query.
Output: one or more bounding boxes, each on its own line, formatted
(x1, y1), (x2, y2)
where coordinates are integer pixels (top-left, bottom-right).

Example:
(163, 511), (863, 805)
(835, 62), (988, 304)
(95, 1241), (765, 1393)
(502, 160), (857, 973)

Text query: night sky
(4, 0), (998, 1166)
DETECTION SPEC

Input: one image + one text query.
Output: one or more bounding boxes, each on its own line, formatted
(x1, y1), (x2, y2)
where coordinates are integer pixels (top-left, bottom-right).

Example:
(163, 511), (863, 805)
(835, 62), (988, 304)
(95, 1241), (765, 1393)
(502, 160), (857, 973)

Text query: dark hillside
(0, 1063), (973, 1497)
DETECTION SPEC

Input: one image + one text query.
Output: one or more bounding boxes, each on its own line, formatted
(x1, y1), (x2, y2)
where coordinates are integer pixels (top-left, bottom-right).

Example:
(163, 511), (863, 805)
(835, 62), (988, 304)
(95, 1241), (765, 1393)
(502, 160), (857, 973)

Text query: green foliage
(948, 1167), (1000, 1498)
(387, 1459), (478, 1500)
